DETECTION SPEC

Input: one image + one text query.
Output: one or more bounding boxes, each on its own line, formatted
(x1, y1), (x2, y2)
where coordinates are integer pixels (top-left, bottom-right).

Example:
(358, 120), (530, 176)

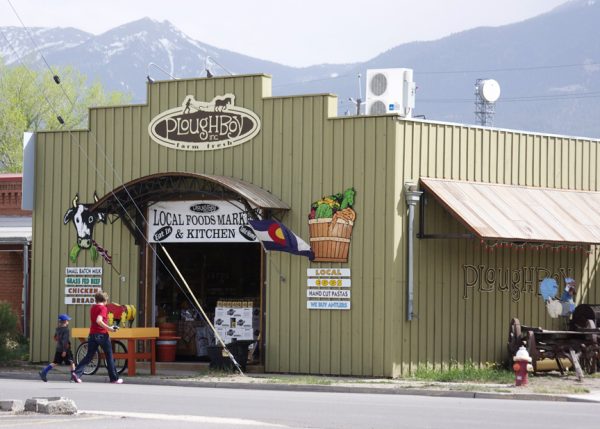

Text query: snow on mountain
(0, 26), (91, 65)
(1, 6), (599, 138)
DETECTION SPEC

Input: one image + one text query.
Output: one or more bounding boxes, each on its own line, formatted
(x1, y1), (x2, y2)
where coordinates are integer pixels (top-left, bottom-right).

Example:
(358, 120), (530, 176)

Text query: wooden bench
(72, 327), (159, 377)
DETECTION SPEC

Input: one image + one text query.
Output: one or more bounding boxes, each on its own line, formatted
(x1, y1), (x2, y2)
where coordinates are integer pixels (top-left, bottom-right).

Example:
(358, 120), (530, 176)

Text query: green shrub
(0, 301), (27, 363)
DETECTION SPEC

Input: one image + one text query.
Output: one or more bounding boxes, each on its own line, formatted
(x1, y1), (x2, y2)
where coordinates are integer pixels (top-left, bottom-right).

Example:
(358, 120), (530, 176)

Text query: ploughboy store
(28, 73), (600, 377)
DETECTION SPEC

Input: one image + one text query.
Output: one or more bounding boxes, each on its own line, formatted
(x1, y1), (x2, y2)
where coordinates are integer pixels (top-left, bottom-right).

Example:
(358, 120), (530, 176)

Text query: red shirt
(89, 304), (108, 334)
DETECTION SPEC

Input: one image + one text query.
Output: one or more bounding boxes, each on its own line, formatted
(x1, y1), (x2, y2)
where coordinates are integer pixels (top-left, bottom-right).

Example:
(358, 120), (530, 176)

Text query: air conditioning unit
(365, 68), (415, 117)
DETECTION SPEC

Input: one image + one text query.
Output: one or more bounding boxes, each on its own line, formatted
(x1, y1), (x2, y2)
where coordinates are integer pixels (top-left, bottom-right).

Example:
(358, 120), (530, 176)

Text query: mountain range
(1, 0), (599, 138)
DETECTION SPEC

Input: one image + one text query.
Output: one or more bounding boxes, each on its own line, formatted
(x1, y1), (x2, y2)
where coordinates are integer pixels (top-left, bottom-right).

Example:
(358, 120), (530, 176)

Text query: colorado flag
(248, 219), (314, 261)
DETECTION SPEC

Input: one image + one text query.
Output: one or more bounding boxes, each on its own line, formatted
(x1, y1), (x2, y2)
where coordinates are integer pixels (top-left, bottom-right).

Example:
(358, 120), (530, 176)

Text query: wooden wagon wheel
(580, 347), (596, 375)
(508, 318), (522, 356)
(584, 320), (599, 374)
(527, 331), (538, 372)
(585, 319), (598, 343)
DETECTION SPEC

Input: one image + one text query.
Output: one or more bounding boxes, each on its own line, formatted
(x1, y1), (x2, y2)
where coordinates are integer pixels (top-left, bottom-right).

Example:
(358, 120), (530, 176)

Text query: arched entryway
(92, 172), (289, 366)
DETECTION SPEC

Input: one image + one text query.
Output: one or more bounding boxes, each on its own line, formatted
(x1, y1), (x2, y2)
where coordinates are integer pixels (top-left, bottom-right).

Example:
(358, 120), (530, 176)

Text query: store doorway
(154, 242), (262, 363)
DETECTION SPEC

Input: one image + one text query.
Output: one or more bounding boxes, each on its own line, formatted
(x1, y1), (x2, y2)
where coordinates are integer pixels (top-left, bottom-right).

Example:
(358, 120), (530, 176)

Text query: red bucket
(156, 337), (179, 362)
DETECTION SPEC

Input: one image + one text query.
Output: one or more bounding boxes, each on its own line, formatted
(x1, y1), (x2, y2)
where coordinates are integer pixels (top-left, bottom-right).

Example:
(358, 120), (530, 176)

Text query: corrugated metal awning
(200, 174), (290, 210)
(93, 172), (290, 214)
(420, 178), (600, 245)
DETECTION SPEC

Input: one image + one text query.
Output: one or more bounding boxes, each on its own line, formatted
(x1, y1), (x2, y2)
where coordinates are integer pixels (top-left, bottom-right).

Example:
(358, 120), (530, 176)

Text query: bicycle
(75, 338), (128, 376)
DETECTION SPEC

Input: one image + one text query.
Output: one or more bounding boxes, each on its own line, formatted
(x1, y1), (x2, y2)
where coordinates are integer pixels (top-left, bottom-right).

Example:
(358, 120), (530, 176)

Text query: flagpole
(108, 262), (121, 278)
(92, 239), (123, 279)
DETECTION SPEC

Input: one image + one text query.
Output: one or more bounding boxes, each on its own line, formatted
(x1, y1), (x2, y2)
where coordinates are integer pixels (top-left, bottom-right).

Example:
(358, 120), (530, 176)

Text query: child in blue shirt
(38, 314), (76, 382)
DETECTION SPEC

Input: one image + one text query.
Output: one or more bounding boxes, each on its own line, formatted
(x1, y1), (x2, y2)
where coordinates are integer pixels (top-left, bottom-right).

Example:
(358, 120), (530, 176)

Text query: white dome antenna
(474, 79), (501, 126)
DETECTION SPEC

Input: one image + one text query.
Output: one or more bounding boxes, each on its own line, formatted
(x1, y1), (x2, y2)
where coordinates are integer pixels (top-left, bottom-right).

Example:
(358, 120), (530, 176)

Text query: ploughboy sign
(148, 94), (261, 151)
(148, 200), (261, 243)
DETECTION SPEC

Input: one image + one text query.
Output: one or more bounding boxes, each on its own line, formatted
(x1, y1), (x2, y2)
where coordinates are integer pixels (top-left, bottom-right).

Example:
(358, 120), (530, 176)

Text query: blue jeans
(74, 333), (119, 382)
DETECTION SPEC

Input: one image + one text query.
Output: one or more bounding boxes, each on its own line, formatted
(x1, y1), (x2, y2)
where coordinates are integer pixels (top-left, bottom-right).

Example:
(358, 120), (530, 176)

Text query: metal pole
(22, 242), (29, 337)
(151, 243), (157, 326)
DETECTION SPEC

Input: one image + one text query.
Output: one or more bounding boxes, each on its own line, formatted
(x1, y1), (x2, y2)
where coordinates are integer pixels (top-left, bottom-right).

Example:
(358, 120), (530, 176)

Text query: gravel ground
(184, 370), (600, 395)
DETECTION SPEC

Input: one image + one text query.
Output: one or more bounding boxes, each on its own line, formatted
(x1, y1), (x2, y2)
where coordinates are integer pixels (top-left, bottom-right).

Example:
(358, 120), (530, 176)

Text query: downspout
(22, 242), (29, 337)
(404, 182), (422, 321)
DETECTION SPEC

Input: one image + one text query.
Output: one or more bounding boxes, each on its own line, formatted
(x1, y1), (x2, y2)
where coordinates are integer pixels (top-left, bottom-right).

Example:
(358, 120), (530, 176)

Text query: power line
(419, 90), (600, 104)
(272, 71), (357, 88)
(418, 61), (600, 75)
(272, 62), (600, 88)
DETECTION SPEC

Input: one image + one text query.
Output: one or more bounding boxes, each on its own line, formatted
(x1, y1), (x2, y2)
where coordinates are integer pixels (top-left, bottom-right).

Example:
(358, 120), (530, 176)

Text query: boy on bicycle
(38, 314), (76, 382)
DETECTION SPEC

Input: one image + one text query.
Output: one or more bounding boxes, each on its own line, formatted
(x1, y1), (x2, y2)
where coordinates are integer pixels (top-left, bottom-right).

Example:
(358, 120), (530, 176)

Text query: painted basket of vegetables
(308, 188), (356, 262)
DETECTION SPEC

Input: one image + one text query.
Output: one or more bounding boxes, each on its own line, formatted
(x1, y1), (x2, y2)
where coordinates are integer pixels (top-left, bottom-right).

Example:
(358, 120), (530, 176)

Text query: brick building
(0, 174), (31, 335)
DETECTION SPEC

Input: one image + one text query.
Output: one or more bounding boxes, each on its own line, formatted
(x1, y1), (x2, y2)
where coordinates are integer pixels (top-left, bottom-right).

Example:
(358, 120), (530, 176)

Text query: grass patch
(409, 361), (513, 384)
(350, 379), (395, 385)
(532, 386), (590, 394)
(265, 376), (333, 385)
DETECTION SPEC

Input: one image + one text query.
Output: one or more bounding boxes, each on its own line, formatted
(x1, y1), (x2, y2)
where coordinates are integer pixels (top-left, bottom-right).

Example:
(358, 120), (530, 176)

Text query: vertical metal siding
(395, 120), (600, 374)
(30, 75), (273, 361)
(30, 75), (600, 378)
(261, 97), (397, 376)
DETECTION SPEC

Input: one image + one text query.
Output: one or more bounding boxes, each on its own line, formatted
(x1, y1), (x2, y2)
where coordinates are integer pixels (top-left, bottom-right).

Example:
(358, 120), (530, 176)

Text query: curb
(1, 371), (598, 403)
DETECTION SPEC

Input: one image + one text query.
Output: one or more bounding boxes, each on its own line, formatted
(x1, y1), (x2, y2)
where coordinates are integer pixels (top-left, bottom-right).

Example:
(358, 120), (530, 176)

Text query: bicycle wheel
(75, 341), (99, 375)
(111, 340), (128, 375)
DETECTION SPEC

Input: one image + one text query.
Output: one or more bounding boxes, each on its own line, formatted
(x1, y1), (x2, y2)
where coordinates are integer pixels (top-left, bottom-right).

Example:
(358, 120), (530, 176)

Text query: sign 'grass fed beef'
(148, 94), (261, 151)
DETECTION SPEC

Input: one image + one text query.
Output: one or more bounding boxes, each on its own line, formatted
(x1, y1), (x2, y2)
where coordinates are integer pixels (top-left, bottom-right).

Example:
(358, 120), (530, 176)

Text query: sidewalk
(1, 361), (599, 403)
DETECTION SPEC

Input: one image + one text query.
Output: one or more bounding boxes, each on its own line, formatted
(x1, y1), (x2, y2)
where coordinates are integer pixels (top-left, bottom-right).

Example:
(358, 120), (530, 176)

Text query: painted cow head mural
(63, 193), (107, 262)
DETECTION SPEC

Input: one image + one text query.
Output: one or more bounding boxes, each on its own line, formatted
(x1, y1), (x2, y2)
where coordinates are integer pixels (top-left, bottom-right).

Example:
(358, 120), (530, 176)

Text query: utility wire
(273, 62), (600, 88)
(418, 61), (600, 75)
(3, 3), (246, 374)
(419, 90), (600, 104)
(3, 3), (598, 102)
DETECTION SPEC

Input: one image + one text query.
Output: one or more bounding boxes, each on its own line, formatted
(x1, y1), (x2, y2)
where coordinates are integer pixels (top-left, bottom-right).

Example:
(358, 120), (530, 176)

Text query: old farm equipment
(508, 316), (600, 379)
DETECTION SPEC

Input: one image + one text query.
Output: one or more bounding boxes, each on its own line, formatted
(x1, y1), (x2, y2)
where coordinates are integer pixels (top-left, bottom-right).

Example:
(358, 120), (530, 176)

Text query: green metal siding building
(29, 74), (600, 377)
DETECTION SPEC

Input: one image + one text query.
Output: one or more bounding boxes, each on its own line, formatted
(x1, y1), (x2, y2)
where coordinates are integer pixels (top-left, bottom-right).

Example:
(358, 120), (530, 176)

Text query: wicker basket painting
(308, 188), (356, 263)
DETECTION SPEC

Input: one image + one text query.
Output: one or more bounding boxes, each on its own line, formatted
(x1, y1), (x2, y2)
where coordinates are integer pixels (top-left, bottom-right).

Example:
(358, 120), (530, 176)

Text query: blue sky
(1, 0), (568, 67)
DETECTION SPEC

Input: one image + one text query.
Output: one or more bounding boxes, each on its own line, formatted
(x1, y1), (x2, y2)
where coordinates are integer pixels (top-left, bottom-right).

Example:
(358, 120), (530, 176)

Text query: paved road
(2, 379), (599, 429)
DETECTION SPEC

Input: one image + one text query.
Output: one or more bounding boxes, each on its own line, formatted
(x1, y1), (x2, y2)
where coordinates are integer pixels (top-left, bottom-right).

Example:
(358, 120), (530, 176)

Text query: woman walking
(72, 291), (123, 384)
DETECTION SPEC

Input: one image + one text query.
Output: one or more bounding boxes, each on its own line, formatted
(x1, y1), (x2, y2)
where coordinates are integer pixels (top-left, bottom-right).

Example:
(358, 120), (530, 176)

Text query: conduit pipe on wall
(22, 242), (29, 337)
(404, 182), (422, 321)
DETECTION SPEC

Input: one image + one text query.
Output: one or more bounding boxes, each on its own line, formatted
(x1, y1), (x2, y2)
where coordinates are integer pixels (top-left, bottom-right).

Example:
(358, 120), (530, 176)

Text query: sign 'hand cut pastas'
(148, 94), (261, 151)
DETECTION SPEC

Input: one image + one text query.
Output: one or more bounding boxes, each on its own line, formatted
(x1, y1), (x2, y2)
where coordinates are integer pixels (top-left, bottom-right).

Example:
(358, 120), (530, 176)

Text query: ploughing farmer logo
(148, 94), (261, 151)
(63, 193), (111, 263)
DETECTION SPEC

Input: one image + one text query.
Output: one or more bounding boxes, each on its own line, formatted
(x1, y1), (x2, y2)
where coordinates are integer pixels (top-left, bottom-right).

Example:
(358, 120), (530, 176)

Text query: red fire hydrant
(513, 346), (533, 386)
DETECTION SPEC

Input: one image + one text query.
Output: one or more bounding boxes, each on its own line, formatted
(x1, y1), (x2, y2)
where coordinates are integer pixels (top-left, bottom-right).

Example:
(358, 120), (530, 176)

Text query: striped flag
(92, 239), (113, 265)
(248, 219), (314, 260)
